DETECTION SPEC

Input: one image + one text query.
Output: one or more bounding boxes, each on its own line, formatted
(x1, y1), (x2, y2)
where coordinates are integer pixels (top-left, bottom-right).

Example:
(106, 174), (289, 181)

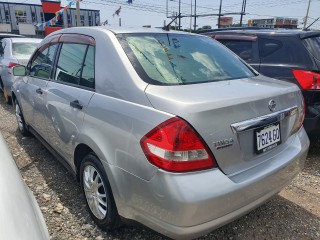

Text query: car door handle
(36, 88), (43, 94)
(70, 100), (83, 110)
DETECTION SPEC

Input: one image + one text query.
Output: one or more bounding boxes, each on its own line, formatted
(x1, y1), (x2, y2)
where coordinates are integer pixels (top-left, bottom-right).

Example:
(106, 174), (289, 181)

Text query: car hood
(0, 133), (49, 240)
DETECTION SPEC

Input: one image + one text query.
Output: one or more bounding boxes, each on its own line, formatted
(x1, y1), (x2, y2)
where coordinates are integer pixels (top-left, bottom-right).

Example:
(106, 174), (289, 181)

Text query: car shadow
(302, 135), (320, 178)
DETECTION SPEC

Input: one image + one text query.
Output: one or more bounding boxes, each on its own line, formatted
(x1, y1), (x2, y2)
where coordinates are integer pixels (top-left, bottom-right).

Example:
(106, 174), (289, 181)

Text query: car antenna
(162, 13), (181, 31)
(304, 17), (320, 31)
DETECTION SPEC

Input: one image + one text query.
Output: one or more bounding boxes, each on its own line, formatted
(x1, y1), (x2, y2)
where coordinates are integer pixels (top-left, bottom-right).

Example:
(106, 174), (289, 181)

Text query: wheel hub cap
(83, 165), (107, 219)
(15, 104), (24, 131)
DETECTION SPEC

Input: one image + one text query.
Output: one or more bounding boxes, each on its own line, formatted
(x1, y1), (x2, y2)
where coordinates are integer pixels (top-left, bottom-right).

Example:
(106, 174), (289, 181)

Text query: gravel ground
(0, 94), (319, 240)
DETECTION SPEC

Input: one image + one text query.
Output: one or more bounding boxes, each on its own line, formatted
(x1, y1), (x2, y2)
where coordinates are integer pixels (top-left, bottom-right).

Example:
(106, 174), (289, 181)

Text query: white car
(0, 37), (42, 104)
(0, 132), (49, 239)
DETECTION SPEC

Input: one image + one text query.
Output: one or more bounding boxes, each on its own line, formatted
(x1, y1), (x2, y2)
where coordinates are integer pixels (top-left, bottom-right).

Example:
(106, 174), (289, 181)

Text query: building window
(31, 12), (36, 22)
(88, 15), (92, 26)
(95, 12), (99, 26)
(67, 11), (72, 25)
(5, 10), (10, 23)
(15, 10), (27, 23)
(80, 15), (85, 26)
(40, 11), (45, 22)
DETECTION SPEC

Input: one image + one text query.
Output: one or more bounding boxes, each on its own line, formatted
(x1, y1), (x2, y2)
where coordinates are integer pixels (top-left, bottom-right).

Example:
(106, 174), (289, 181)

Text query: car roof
(5, 37), (42, 43)
(203, 28), (320, 39)
(0, 33), (24, 38)
(53, 26), (199, 36)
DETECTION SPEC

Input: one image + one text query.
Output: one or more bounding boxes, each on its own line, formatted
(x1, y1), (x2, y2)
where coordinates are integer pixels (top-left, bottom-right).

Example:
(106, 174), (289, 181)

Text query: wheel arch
(74, 143), (94, 181)
(0, 76), (3, 89)
(11, 91), (16, 103)
(74, 141), (123, 216)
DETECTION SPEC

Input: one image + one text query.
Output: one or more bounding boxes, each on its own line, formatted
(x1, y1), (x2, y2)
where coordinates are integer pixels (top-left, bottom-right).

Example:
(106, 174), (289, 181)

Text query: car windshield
(12, 42), (38, 57)
(118, 33), (256, 85)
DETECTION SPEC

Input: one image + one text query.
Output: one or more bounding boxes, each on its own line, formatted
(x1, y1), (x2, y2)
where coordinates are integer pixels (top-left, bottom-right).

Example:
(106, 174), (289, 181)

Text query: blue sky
(12, 0), (320, 29)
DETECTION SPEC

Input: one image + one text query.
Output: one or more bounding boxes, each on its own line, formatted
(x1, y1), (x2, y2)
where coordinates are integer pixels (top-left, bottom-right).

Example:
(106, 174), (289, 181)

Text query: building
(0, 1), (100, 37)
(218, 17), (233, 28)
(251, 17), (298, 29)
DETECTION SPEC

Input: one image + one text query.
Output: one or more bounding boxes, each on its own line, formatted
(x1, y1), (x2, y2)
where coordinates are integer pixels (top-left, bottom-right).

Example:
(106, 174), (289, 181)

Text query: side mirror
(12, 65), (26, 76)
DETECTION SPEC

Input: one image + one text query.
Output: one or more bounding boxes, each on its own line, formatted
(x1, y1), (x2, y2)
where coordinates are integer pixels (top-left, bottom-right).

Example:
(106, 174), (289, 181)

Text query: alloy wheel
(15, 103), (24, 131)
(83, 165), (108, 220)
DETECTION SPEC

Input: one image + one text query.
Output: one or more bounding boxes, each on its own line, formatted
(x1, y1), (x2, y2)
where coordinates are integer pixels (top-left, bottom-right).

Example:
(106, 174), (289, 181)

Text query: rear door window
(218, 40), (254, 61)
(80, 45), (95, 88)
(55, 43), (87, 85)
(54, 43), (95, 89)
(259, 38), (282, 58)
(258, 37), (309, 65)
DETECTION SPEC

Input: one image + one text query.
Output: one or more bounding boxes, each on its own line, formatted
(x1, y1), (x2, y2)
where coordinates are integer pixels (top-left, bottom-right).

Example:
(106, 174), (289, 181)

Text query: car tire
(15, 100), (30, 136)
(80, 153), (121, 230)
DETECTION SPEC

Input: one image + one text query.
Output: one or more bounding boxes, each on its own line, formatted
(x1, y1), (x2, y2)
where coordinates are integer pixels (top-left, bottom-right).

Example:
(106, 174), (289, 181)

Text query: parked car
(0, 37), (42, 104)
(11, 27), (309, 240)
(0, 132), (49, 239)
(0, 33), (23, 40)
(203, 29), (320, 136)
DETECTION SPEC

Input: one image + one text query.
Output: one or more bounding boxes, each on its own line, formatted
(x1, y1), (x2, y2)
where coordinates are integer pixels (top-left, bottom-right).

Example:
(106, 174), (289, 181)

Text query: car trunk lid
(145, 76), (303, 175)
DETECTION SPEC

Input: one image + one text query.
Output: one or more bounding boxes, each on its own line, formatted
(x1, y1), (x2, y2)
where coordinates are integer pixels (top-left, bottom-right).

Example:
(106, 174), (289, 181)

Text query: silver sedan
(0, 37), (41, 104)
(11, 27), (309, 239)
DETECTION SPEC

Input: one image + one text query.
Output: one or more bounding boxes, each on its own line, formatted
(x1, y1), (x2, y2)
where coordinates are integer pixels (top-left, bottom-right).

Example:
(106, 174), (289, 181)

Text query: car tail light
(292, 69), (320, 90)
(8, 62), (19, 69)
(140, 117), (217, 172)
(298, 92), (306, 129)
(8, 62), (19, 74)
(292, 91), (305, 134)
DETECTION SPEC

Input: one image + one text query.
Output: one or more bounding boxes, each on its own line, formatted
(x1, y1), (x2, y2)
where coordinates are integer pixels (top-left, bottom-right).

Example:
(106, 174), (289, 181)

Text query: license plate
(255, 123), (281, 154)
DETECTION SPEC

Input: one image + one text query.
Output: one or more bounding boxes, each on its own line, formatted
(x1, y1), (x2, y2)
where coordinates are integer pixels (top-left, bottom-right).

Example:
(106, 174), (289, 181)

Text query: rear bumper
(108, 128), (309, 240)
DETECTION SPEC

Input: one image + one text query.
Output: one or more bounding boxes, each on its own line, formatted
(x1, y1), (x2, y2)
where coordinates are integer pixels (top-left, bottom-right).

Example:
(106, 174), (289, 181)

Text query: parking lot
(0, 94), (319, 240)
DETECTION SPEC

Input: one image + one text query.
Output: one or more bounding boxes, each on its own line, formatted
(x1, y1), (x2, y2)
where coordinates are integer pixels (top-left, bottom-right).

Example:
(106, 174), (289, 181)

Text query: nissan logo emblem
(268, 99), (276, 112)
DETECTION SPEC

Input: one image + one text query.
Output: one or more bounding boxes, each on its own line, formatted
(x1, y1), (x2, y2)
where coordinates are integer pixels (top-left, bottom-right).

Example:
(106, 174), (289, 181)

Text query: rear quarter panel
(80, 93), (174, 181)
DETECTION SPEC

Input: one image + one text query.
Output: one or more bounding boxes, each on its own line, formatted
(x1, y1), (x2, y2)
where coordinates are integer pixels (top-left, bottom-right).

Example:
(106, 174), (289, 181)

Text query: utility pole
(190, 0), (192, 32)
(194, 0), (197, 31)
(178, 0), (181, 30)
(218, 0), (222, 28)
(304, 0), (311, 29)
(76, 0), (80, 27)
(240, 0), (246, 27)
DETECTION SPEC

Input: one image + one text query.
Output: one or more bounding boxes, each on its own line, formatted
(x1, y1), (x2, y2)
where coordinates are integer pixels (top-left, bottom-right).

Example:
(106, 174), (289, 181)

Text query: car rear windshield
(118, 33), (256, 85)
(12, 42), (38, 57)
